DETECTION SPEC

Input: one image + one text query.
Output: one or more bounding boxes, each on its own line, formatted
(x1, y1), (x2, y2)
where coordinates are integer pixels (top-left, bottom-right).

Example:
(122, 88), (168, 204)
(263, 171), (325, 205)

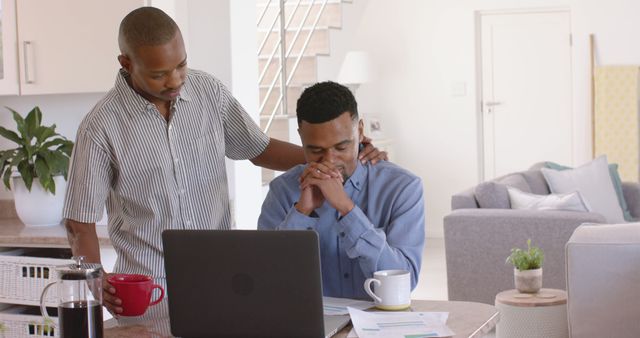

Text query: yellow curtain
(594, 66), (640, 181)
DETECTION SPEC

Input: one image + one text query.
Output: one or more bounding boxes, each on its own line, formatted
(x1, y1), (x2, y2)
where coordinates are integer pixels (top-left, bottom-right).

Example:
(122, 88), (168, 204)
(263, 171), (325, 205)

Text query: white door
(480, 10), (573, 179)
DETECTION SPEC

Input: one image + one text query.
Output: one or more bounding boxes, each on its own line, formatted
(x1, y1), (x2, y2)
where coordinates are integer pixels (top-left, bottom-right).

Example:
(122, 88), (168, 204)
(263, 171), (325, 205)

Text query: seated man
(258, 81), (425, 299)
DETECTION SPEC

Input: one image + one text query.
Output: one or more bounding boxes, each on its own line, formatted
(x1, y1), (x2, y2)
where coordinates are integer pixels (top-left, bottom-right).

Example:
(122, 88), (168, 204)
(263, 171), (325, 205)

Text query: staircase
(256, 0), (351, 185)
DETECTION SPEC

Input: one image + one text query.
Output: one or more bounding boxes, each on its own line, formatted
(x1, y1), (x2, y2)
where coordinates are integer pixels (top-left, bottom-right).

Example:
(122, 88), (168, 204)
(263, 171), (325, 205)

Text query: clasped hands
(295, 161), (355, 217)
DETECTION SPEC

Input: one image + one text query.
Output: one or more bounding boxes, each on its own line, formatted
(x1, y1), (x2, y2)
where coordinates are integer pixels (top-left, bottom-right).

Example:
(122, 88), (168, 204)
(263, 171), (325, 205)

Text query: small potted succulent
(0, 106), (73, 226)
(506, 239), (544, 293)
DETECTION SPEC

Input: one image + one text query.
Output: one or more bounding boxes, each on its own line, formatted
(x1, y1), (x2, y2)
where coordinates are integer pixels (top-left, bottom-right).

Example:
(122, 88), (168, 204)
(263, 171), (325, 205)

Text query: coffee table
(104, 299), (499, 337)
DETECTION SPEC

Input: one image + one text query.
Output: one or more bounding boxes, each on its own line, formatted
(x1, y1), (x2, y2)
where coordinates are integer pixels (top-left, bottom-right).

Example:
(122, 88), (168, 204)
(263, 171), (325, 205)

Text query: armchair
(566, 223), (640, 337)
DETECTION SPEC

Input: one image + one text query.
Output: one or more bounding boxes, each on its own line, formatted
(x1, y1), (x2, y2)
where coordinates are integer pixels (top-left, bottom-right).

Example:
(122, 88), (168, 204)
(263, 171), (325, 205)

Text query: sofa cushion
(542, 156), (625, 223)
(528, 162), (547, 171)
(520, 169), (551, 195)
(507, 187), (590, 212)
(475, 174), (530, 209)
(545, 161), (632, 221)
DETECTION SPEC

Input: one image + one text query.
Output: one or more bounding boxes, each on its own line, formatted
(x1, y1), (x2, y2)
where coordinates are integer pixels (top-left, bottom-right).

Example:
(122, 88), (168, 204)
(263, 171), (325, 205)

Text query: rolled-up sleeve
(62, 128), (112, 223)
(219, 83), (269, 161)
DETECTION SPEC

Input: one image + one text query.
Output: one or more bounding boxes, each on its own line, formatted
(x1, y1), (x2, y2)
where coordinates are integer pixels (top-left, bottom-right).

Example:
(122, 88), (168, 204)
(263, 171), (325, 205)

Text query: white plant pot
(12, 176), (67, 227)
(514, 268), (543, 293)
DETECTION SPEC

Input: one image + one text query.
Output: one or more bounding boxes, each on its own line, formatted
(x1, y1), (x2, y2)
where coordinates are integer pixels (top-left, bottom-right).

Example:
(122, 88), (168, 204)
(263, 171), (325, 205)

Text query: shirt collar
(345, 161), (366, 191)
(178, 74), (193, 102)
(115, 69), (152, 115)
(114, 69), (193, 107)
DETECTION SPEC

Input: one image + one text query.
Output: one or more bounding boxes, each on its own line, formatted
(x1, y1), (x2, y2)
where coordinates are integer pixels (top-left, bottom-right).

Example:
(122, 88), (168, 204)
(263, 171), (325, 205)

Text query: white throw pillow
(507, 187), (590, 212)
(541, 156), (625, 223)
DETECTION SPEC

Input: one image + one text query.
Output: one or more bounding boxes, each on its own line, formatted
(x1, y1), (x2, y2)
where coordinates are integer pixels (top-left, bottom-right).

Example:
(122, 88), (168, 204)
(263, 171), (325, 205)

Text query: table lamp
(336, 51), (372, 90)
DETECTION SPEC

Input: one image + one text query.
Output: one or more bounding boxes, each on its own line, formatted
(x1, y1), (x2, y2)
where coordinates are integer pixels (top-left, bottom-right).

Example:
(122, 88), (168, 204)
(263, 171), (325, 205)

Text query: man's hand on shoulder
(359, 136), (388, 165)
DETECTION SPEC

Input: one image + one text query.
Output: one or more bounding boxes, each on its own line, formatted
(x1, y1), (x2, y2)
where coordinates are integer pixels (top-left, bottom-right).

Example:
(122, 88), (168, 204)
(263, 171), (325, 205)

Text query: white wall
(185, 0), (231, 86)
(0, 93), (104, 198)
(228, 1), (262, 229)
(320, 0), (640, 237)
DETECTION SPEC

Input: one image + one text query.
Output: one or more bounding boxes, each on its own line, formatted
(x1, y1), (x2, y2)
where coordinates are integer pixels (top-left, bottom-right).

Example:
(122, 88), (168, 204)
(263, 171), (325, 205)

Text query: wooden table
(105, 299), (499, 338)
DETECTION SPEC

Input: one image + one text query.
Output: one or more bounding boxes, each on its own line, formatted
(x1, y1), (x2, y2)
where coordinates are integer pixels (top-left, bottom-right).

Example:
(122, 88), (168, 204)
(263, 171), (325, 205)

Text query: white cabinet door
(0, 0), (19, 95)
(16, 0), (144, 95)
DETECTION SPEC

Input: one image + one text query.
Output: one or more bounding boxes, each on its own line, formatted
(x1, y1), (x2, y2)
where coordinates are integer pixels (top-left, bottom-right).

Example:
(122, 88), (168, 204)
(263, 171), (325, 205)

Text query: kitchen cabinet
(0, 0), (19, 95)
(0, 0), (144, 96)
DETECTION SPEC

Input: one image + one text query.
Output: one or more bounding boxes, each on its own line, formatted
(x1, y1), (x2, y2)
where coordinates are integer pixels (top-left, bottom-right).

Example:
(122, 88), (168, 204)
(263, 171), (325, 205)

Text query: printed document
(347, 307), (455, 338)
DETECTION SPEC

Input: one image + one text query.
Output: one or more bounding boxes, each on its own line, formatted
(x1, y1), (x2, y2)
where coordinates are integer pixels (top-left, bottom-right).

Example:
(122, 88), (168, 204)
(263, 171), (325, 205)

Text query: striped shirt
(63, 69), (269, 278)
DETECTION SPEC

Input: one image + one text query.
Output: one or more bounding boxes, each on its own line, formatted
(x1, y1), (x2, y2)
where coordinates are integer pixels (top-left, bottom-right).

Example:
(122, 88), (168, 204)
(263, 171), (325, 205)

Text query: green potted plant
(0, 106), (73, 226)
(506, 239), (544, 293)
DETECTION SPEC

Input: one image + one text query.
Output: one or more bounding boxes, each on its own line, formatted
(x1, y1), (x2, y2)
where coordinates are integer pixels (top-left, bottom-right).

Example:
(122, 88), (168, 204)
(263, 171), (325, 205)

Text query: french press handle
(40, 282), (58, 329)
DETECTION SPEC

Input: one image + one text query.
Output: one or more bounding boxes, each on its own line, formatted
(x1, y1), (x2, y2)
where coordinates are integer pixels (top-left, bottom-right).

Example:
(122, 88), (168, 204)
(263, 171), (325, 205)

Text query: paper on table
(347, 307), (455, 338)
(346, 312), (449, 338)
(323, 297), (374, 316)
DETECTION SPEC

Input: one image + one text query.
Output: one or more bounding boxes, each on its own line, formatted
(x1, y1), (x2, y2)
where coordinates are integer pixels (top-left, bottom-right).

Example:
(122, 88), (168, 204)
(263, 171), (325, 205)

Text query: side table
(495, 288), (568, 338)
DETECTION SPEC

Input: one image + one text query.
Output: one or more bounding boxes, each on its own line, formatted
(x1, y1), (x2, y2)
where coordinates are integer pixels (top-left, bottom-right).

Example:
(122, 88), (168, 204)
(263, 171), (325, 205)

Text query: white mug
(364, 269), (411, 310)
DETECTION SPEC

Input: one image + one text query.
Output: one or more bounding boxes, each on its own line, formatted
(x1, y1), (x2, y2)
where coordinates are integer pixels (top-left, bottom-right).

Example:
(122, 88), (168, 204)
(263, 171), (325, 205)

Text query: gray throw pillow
(545, 161), (632, 221)
(542, 156), (625, 223)
(520, 170), (551, 195)
(475, 174), (531, 209)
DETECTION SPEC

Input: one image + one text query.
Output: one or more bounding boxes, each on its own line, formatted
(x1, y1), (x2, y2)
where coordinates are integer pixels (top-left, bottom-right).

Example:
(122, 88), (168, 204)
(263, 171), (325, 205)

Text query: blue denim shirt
(258, 161), (425, 299)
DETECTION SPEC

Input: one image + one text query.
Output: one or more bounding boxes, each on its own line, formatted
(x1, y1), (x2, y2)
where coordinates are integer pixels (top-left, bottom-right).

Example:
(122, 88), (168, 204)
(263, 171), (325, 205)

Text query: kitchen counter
(0, 218), (111, 248)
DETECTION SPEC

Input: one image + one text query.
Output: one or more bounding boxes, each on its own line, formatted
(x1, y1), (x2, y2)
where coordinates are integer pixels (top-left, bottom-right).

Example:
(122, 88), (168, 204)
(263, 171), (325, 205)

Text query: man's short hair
(296, 81), (358, 125)
(118, 7), (179, 55)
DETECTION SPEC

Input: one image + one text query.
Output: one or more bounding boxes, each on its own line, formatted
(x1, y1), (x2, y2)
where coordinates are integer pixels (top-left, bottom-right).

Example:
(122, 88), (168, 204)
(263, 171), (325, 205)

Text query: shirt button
(343, 273), (349, 279)
(180, 189), (186, 194)
(340, 232), (346, 238)
(168, 125), (173, 130)
(307, 227), (313, 230)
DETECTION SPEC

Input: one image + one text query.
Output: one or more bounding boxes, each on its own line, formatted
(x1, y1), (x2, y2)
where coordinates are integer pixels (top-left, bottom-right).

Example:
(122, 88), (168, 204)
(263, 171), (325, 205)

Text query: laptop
(162, 230), (351, 338)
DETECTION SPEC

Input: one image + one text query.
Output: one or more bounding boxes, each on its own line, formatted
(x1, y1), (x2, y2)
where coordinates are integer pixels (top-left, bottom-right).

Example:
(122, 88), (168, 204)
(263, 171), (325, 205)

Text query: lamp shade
(337, 51), (372, 86)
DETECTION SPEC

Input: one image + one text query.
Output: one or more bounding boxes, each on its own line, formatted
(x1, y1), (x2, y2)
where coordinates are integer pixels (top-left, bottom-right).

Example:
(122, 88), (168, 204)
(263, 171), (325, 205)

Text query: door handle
(485, 101), (503, 107)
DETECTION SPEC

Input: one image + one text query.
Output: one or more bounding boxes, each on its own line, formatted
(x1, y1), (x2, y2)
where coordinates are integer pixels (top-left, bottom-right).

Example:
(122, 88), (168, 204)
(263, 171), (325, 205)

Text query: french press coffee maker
(40, 256), (104, 338)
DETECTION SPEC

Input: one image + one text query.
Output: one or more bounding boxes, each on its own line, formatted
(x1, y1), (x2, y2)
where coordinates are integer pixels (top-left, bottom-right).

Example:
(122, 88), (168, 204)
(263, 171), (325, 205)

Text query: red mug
(107, 274), (164, 316)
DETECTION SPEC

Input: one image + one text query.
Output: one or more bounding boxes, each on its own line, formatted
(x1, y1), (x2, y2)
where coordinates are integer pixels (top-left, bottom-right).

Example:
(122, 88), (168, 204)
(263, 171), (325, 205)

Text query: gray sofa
(444, 166), (640, 305)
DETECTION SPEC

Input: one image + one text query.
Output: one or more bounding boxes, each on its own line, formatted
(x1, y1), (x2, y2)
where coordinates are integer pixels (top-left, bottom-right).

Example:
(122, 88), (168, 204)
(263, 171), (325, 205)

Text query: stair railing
(258, 0), (328, 133)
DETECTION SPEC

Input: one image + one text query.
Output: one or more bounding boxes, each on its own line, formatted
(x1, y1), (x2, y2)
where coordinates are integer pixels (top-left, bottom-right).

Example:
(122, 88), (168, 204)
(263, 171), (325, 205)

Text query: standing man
(258, 81), (425, 299)
(63, 7), (385, 314)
